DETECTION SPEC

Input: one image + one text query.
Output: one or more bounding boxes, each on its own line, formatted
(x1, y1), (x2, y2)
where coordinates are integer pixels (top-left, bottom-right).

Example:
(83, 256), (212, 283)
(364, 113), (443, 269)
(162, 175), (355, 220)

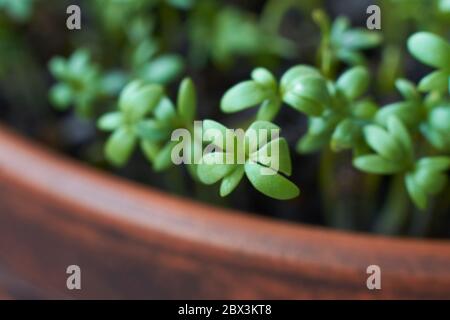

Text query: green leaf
(395, 79), (419, 101)
(280, 65), (321, 90)
(375, 101), (420, 127)
(140, 54), (184, 84)
(136, 119), (171, 142)
(220, 166), (245, 196)
(153, 141), (177, 171)
(353, 155), (403, 174)
(49, 83), (72, 109)
(221, 80), (270, 113)
(68, 49), (90, 72)
(197, 152), (237, 184)
(387, 116), (413, 160)
(140, 140), (160, 163)
(352, 99), (378, 120)
(177, 78), (196, 124)
(202, 119), (230, 150)
(154, 97), (177, 122)
(282, 92), (323, 116)
(417, 156), (450, 172)
(245, 121), (280, 153)
(48, 57), (67, 79)
(119, 81), (164, 120)
(105, 128), (137, 167)
(244, 162), (300, 200)
(413, 168), (447, 195)
(405, 173), (427, 210)
(331, 119), (360, 151)
(336, 49), (365, 65)
(203, 119), (228, 137)
(340, 29), (382, 50)
(256, 98), (281, 121)
(289, 75), (329, 106)
(336, 66), (369, 100)
(407, 32), (450, 69)
(98, 112), (123, 131)
(364, 125), (403, 160)
(429, 106), (450, 132)
(251, 68), (277, 89)
(420, 123), (449, 151)
(418, 70), (449, 92)
(101, 71), (128, 95)
(254, 138), (292, 175)
(296, 133), (328, 154)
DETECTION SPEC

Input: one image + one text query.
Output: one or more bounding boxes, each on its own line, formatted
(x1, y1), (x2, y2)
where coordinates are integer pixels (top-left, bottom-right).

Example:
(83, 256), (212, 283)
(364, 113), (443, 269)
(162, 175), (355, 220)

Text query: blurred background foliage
(0, 0), (449, 237)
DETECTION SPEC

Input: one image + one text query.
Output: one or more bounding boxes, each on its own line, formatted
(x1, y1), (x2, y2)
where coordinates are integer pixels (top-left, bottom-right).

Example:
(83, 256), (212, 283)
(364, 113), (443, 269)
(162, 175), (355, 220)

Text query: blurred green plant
(407, 32), (450, 93)
(188, 1), (295, 68)
(48, 49), (104, 117)
(0, 0), (34, 21)
(312, 9), (382, 77)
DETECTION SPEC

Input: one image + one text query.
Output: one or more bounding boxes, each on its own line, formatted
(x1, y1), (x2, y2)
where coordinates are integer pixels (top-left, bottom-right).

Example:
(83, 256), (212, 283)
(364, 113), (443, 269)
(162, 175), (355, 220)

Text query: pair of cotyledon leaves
(221, 65), (329, 121)
(407, 32), (450, 93)
(354, 116), (450, 210)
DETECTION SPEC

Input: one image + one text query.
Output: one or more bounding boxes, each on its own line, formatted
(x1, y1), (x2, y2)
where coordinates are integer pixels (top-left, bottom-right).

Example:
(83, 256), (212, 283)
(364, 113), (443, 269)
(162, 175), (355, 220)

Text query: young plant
(48, 49), (103, 117)
(221, 65), (329, 121)
(197, 120), (299, 199)
(0, 0), (34, 21)
(98, 77), (197, 171)
(97, 80), (164, 166)
(312, 9), (382, 76)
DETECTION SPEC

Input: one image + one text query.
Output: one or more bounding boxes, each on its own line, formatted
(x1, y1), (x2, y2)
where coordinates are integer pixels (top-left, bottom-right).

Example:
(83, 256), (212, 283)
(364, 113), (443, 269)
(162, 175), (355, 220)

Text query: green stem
(319, 148), (354, 229)
(374, 174), (410, 235)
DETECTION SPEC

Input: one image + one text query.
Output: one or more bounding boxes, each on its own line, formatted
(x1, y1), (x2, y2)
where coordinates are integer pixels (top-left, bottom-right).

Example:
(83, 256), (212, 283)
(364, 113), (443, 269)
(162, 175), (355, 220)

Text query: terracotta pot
(0, 124), (449, 299)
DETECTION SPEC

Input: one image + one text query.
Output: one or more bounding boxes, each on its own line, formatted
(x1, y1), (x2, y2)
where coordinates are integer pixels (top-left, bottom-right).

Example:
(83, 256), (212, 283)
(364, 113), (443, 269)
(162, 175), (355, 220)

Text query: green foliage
(98, 80), (164, 166)
(421, 103), (450, 152)
(197, 120), (299, 199)
(375, 79), (423, 128)
(298, 66), (375, 153)
(313, 10), (382, 76)
(188, 2), (295, 68)
(48, 49), (104, 117)
(407, 32), (450, 93)
(354, 116), (413, 174)
(221, 65), (329, 121)
(98, 78), (197, 170)
(0, 0), (34, 21)
(406, 157), (450, 209)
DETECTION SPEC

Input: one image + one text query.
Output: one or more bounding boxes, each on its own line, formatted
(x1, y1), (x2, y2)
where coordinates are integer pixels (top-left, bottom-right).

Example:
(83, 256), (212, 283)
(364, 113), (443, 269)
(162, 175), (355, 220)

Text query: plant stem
(319, 147), (354, 229)
(374, 174), (410, 235)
